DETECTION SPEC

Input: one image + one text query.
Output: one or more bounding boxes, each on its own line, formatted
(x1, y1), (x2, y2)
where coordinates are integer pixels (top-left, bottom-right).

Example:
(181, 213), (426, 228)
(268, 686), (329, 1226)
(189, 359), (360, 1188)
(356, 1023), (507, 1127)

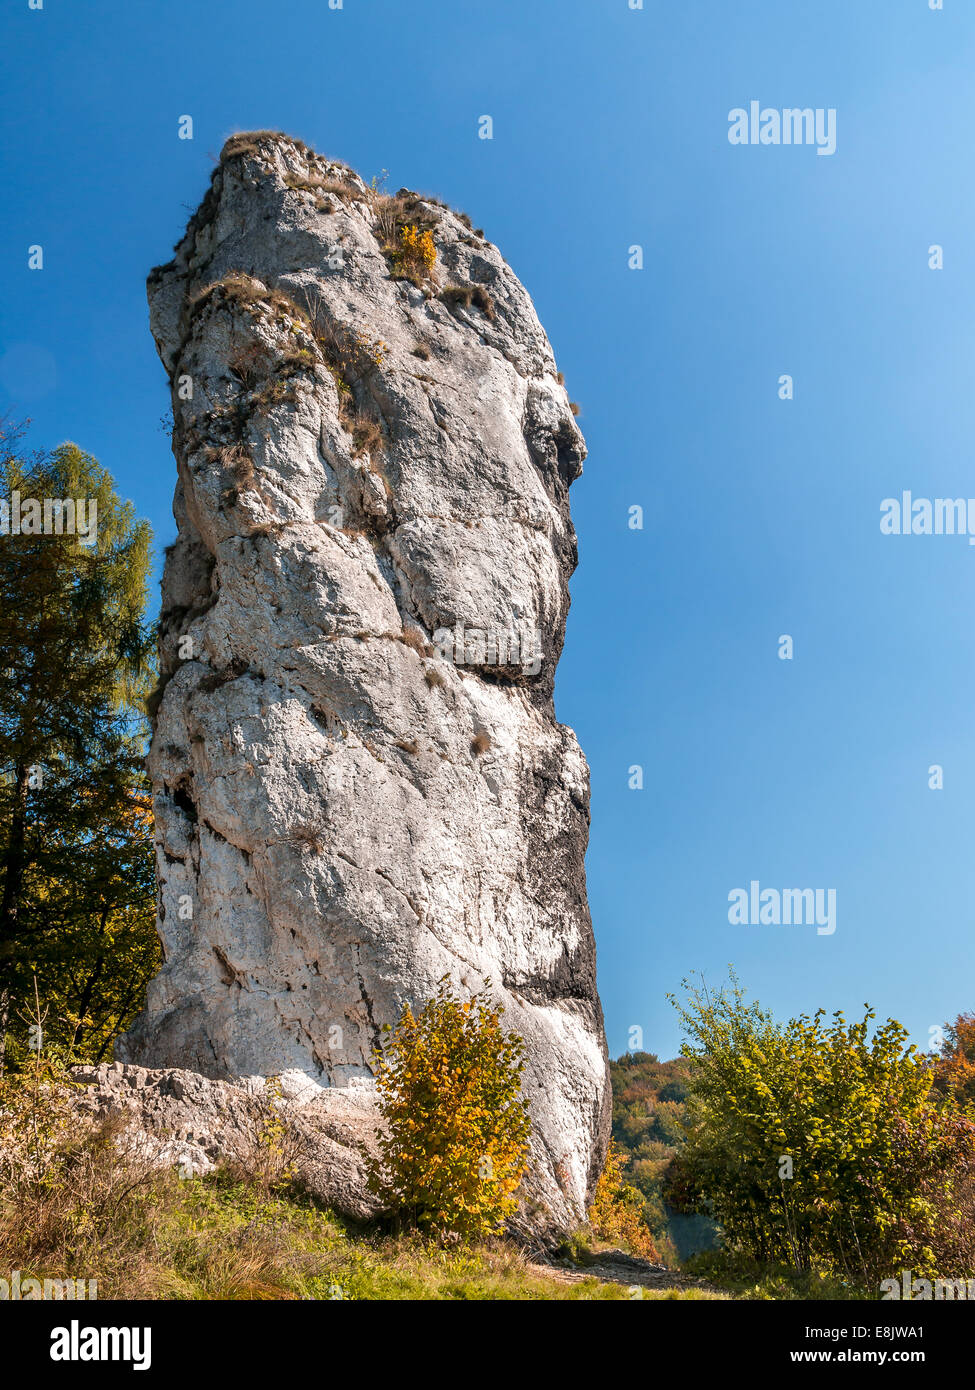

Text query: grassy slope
(11, 1174), (726, 1301)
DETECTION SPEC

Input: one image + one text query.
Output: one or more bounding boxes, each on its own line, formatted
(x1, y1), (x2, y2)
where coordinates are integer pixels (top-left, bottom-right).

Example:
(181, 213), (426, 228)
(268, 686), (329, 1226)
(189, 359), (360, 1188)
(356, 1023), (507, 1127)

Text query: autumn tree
(932, 1012), (975, 1110)
(367, 978), (531, 1238)
(588, 1138), (660, 1259)
(0, 423), (157, 1066)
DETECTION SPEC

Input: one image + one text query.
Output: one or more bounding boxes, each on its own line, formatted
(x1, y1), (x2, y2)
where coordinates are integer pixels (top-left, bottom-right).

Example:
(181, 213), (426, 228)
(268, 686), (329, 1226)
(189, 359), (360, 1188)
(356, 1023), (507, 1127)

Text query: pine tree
(0, 421), (157, 1066)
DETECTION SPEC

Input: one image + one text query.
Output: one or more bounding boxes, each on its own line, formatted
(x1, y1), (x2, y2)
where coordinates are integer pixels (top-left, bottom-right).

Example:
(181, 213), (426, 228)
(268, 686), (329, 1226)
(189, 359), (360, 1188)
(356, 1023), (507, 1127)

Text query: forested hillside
(609, 1051), (716, 1262)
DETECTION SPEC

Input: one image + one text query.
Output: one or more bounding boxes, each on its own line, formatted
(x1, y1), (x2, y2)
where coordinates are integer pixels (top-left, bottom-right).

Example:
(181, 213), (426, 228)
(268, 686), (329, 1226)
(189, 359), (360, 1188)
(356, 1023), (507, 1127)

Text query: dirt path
(529, 1248), (724, 1295)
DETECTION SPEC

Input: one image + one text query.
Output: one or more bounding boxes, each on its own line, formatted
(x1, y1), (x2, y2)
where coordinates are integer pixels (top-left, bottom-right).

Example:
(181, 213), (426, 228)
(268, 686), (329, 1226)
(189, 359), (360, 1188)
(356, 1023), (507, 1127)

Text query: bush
(0, 1038), (165, 1290)
(587, 1140), (660, 1260)
(394, 225), (436, 285)
(220, 1076), (304, 1195)
(367, 978), (531, 1239)
(666, 972), (975, 1284)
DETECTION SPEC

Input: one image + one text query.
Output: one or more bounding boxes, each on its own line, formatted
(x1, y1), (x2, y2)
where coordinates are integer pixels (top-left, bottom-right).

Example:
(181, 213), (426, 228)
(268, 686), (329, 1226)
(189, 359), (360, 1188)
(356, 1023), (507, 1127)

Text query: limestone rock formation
(74, 1062), (384, 1221)
(117, 130), (609, 1233)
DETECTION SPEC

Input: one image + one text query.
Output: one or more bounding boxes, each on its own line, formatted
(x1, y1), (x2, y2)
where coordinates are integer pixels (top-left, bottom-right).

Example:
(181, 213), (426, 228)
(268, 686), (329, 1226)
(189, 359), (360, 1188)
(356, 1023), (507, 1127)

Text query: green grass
(151, 1180), (700, 1300)
(0, 1080), (728, 1301)
(148, 1180), (740, 1299)
(682, 1249), (872, 1301)
(5, 1163), (724, 1300)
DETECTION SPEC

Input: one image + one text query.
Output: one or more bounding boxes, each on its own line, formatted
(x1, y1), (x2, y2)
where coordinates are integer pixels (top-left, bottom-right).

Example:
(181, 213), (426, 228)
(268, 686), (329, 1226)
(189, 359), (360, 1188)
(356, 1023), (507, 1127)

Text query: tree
(607, 1050), (699, 1261)
(932, 1013), (975, 1110)
(367, 978), (531, 1238)
(587, 1138), (660, 1259)
(665, 971), (975, 1284)
(0, 422), (157, 1066)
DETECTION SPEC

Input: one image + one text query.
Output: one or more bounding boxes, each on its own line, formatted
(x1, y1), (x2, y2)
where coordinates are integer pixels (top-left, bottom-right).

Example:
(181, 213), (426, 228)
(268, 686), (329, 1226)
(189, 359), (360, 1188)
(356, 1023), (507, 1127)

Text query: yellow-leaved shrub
(588, 1139), (660, 1260)
(367, 977), (531, 1239)
(394, 224), (436, 283)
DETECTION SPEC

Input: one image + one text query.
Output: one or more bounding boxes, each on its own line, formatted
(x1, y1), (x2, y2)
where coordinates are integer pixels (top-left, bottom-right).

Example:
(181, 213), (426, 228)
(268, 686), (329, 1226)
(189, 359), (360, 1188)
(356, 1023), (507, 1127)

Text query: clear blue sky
(3, 0), (973, 1061)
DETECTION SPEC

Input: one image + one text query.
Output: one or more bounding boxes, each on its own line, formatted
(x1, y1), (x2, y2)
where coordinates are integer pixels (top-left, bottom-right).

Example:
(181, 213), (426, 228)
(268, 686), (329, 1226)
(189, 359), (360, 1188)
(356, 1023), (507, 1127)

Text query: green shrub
(666, 971), (975, 1284)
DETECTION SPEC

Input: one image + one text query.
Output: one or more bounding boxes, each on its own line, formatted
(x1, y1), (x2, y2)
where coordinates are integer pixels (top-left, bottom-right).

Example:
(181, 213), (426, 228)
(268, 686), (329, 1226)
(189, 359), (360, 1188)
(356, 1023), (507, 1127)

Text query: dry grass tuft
(440, 284), (495, 321)
(400, 626), (432, 657)
(288, 822), (327, 854)
(284, 171), (368, 205)
(229, 341), (270, 389)
(221, 130), (317, 164)
(190, 275), (311, 338)
(350, 415), (384, 460)
(251, 378), (297, 414)
(203, 442), (255, 488)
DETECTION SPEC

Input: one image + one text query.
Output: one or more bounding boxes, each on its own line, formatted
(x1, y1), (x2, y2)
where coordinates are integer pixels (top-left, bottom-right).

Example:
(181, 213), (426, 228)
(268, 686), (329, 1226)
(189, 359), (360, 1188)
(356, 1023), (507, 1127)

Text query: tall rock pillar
(118, 132), (610, 1230)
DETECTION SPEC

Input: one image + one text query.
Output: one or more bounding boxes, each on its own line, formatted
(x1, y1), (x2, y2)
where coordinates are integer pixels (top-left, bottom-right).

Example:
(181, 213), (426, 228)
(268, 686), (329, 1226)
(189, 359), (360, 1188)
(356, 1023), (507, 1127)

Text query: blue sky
(2, 0), (974, 1060)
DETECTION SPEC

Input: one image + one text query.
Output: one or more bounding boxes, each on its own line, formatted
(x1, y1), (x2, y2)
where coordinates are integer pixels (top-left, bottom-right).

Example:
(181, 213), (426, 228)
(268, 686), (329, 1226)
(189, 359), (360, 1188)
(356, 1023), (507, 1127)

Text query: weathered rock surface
(73, 1062), (383, 1220)
(117, 130), (609, 1234)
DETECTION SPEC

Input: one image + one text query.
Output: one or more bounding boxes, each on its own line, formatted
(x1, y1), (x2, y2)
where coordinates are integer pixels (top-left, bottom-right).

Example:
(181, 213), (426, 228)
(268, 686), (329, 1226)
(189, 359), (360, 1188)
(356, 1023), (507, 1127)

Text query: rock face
(117, 131), (609, 1233)
(73, 1062), (384, 1221)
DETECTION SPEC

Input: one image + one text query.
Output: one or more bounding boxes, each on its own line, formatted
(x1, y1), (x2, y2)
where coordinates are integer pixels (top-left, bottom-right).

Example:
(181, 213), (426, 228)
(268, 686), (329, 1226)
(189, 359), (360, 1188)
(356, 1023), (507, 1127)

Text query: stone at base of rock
(72, 1061), (384, 1222)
